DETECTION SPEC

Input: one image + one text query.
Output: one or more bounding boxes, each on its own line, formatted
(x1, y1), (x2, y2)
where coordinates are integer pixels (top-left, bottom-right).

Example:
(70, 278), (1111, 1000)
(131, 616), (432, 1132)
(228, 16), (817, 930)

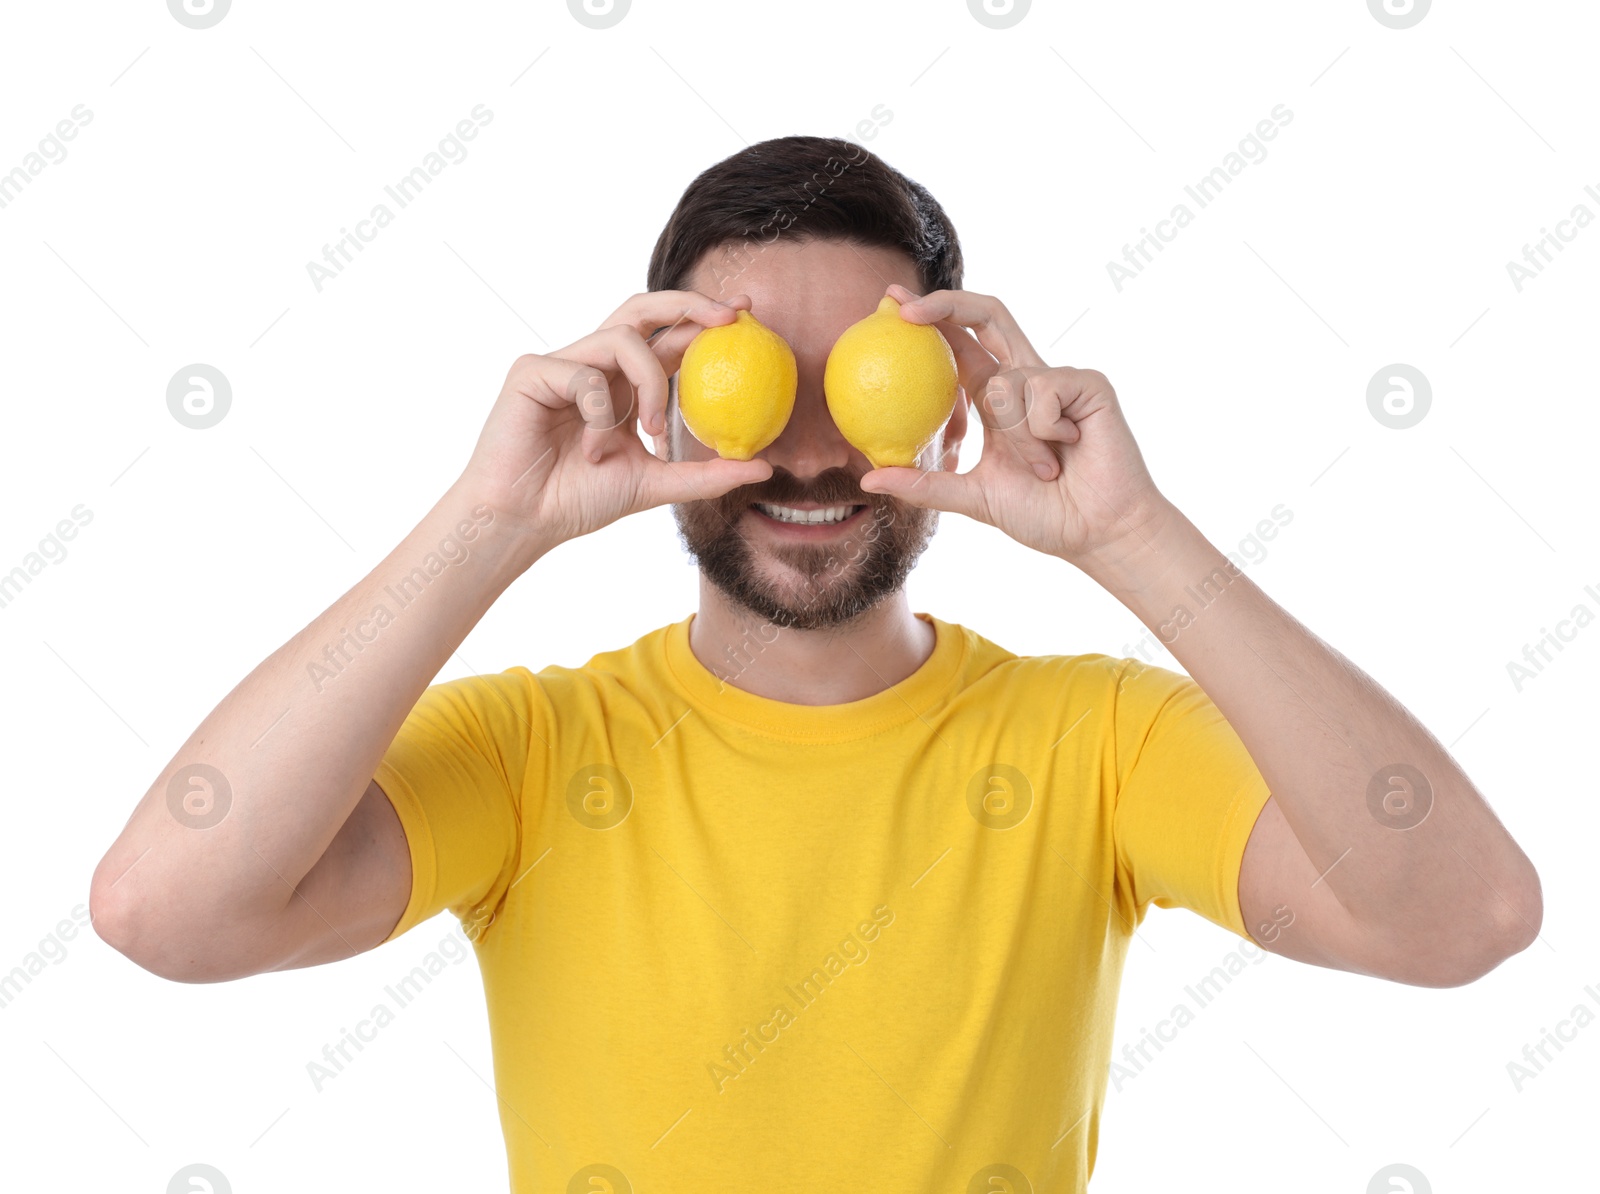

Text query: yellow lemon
(823, 296), (958, 468)
(677, 310), (797, 460)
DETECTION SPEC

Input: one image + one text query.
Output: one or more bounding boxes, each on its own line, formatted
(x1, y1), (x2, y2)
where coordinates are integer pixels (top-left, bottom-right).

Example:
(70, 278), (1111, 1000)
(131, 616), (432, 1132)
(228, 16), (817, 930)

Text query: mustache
(725, 467), (871, 509)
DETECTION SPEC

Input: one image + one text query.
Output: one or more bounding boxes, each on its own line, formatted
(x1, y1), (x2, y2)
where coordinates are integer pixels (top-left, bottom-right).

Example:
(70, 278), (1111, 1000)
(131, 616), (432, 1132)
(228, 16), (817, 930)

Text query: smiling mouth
(750, 502), (867, 526)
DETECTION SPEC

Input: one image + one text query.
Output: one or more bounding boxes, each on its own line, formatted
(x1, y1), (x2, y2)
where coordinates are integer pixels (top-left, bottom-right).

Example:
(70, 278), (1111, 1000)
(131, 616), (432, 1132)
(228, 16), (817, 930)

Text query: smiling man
(91, 135), (1542, 1192)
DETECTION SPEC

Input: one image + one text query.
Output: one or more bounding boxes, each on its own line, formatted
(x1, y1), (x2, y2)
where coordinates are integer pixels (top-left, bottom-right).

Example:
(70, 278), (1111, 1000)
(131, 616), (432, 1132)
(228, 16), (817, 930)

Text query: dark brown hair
(646, 135), (963, 297)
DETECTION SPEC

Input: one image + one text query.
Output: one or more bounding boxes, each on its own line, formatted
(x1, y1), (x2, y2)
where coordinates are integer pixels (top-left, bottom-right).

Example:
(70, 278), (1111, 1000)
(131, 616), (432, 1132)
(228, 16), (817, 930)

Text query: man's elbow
(89, 874), (170, 981)
(89, 868), (224, 985)
(1412, 873), (1543, 988)
(1477, 869), (1544, 974)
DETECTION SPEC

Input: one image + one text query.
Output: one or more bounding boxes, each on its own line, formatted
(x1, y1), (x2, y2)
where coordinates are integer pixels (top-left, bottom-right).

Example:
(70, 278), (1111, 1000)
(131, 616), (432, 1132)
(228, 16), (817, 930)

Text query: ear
(937, 384), (970, 471)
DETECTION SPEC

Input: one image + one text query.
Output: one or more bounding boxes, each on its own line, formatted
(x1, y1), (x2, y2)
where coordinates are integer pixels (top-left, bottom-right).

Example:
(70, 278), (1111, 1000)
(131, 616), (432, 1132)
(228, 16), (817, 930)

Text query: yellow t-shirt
(375, 612), (1272, 1192)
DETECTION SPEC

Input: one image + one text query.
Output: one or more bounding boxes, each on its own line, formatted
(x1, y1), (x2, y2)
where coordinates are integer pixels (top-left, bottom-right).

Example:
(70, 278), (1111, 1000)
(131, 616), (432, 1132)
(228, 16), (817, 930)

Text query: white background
(1, 1), (1593, 1191)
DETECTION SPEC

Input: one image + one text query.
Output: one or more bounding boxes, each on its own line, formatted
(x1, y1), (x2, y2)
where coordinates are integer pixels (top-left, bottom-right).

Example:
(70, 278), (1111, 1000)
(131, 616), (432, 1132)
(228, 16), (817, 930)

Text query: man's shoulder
(509, 617), (685, 698)
(927, 612), (1141, 689)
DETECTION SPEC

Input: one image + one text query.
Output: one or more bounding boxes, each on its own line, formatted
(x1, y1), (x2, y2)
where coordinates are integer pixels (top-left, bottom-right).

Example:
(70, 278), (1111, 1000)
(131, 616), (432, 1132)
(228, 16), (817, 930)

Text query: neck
(689, 578), (936, 705)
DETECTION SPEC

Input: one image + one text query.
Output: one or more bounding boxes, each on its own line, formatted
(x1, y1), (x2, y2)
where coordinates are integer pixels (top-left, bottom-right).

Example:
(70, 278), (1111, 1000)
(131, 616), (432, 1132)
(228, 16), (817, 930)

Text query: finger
(641, 294), (752, 367)
(550, 327), (666, 461)
(597, 289), (749, 341)
(637, 454), (774, 509)
(970, 367), (1036, 433)
(969, 365), (1077, 438)
(934, 317), (1002, 397)
(645, 319), (719, 385)
(639, 295), (757, 434)
(857, 465), (987, 522)
(892, 288), (1047, 371)
(585, 292), (752, 436)
(976, 372), (1062, 481)
(549, 366), (620, 464)
(601, 291), (748, 334)
(1021, 372), (1084, 447)
(882, 284), (1003, 400)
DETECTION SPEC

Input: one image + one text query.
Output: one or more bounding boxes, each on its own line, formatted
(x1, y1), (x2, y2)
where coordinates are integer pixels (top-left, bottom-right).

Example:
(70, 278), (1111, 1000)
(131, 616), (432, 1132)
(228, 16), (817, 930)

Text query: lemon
(823, 296), (958, 468)
(677, 310), (797, 460)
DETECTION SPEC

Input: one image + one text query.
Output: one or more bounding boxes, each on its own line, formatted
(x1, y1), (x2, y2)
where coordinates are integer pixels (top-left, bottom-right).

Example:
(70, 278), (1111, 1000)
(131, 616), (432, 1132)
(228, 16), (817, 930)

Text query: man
(91, 135), (1541, 1192)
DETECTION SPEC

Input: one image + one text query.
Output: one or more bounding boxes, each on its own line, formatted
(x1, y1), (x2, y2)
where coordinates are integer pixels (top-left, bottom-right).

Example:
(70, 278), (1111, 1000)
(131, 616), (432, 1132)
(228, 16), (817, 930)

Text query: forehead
(684, 239), (922, 336)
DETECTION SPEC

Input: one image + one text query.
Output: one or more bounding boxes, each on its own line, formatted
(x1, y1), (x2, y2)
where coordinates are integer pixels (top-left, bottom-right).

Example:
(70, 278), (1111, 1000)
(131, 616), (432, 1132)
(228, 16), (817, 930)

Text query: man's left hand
(859, 284), (1173, 573)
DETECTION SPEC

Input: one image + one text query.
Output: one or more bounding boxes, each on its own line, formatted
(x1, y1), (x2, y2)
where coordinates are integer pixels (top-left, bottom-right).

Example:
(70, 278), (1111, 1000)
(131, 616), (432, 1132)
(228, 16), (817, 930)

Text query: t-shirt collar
(660, 610), (967, 741)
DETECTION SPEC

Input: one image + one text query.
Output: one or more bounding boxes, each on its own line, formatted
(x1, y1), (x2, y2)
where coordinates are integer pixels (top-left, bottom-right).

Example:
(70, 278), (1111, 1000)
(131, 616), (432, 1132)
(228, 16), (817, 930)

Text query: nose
(758, 366), (860, 480)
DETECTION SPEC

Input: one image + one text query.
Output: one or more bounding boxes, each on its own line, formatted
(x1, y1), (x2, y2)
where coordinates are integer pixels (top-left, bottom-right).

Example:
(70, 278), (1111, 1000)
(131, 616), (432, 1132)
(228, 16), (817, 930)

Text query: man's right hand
(91, 291), (782, 984)
(458, 289), (774, 553)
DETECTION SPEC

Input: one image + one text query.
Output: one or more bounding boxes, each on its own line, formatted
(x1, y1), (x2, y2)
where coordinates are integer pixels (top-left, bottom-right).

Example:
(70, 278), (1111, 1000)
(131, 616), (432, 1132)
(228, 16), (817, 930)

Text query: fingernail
(1034, 462), (1054, 480)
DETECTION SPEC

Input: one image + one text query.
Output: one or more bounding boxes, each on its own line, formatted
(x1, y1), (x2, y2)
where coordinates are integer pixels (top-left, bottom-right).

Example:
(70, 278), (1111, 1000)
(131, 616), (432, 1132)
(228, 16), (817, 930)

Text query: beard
(670, 458), (939, 632)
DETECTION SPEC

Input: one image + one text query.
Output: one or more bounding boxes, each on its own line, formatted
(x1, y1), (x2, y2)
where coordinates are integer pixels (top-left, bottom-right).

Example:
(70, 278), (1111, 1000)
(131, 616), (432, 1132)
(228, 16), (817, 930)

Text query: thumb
(859, 466), (984, 521)
(639, 455), (772, 508)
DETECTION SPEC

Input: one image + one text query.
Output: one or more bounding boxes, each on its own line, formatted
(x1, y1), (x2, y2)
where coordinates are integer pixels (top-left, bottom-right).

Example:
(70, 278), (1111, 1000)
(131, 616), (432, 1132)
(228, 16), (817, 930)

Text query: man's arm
(88, 488), (536, 982)
(89, 290), (770, 982)
(859, 284), (1541, 987)
(1090, 506), (1541, 986)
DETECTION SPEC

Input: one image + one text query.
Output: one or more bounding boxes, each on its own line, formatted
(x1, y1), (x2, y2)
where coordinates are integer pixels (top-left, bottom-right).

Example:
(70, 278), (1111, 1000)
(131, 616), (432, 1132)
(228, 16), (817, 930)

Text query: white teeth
(754, 503), (860, 525)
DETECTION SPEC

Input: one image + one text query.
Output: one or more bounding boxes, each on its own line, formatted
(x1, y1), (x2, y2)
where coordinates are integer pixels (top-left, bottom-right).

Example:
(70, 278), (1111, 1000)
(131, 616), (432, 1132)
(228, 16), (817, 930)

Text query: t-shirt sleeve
(372, 667), (546, 944)
(1110, 658), (1273, 940)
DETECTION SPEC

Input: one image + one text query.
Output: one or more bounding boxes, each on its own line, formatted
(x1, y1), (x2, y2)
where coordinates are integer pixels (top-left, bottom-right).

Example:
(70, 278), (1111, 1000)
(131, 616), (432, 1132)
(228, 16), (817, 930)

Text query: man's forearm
(1079, 500), (1541, 947)
(91, 481), (541, 956)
